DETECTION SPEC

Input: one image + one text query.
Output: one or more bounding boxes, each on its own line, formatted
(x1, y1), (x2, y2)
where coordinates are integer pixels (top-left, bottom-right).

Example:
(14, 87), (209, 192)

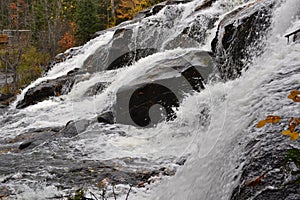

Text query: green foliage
(67, 188), (85, 200)
(286, 149), (300, 167)
(74, 0), (101, 45)
(0, 46), (48, 93)
(116, 0), (164, 23)
(18, 46), (48, 87)
(286, 148), (300, 183)
(0, 0), (167, 98)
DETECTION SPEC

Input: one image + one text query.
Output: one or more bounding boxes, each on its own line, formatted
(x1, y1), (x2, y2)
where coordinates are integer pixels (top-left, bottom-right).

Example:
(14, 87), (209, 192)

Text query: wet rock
(230, 133), (300, 200)
(45, 47), (81, 73)
(175, 155), (189, 166)
(18, 141), (32, 150)
(195, 0), (217, 11)
(0, 93), (13, 102)
(85, 0), (217, 74)
(60, 119), (90, 137)
(84, 82), (108, 96)
(97, 111), (114, 124)
(0, 93), (15, 108)
(115, 50), (215, 127)
(53, 158), (162, 188)
(211, 0), (275, 80)
(134, 3), (166, 19)
(84, 27), (157, 72)
(2, 127), (62, 151)
(16, 74), (76, 109)
(165, 14), (217, 49)
(0, 104), (6, 109)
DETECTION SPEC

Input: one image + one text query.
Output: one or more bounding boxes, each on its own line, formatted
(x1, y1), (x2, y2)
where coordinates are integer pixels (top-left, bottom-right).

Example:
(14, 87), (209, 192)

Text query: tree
(74, 0), (101, 45)
(116, 0), (153, 22)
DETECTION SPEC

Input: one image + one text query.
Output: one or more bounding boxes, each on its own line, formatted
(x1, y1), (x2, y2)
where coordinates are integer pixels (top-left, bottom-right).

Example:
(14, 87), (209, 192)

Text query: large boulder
(84, 27), (157, 73)
(45, 47), (81, 73)
(115, 50), (216, 127)
(231, 128), (300, 200)
(211, 0), (275, 80)
(230, 61), (300, 200)
(84, 0), (219, 73)
(16, 74), (76, 109)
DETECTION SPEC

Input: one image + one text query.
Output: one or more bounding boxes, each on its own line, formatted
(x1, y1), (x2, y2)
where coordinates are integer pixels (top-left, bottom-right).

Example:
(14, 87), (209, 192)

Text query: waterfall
(1, 0), (300, 199)
(149, 0), (300, 199)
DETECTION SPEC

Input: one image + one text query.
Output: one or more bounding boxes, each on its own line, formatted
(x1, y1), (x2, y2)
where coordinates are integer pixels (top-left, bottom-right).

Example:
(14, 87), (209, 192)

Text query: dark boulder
(0, 93), (13, 102)
(16, 74), (76, 109)
(45, 47), (81, 73)
(211, 0), (275, 80)
(84, 27), (157, 72)
(59, 119), (90, 137)
(18, 141), (32, 150)
(230, 62), (300, 200)
(115, 50), (216, 127)
(0, 93), (14, 108)
(97, 111), (114, 124)
(194, 0), (217, 11)
(84, 82), (108, 96)
(230, 134), (300, 200)
(85, 0), (218, 74)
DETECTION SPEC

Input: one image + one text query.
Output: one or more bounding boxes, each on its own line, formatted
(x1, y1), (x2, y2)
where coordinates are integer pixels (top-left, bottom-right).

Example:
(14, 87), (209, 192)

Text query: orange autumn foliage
(257, 115), (281, 128)
(288, 90), (300, 102)
(257, 90), (300, 141)
(244, 171), (268, 187)
(10, 3), (17, 10)
(58, 32), (76, 51)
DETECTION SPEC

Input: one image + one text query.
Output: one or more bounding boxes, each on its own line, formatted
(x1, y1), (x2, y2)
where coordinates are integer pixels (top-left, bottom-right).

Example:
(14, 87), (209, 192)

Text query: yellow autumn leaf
(265, 117), (272, 123)
(282, 130), (291, 135)
(288, 90), (300, 98)
(257, 120), (267, 128)
(290, 132), (299, 140)
(272, 116), (281, 123)
(257, 116), (281, 128)
(288, 90), (300, 102)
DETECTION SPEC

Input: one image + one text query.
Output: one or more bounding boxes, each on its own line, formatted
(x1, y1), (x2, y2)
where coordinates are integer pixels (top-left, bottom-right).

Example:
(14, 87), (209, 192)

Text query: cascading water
(150, 0), (300, 199)
(0, 0), (300, 199)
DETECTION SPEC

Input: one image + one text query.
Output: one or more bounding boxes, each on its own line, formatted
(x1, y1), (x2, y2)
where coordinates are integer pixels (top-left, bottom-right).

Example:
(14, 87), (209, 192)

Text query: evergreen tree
(75, 0), (101, 45)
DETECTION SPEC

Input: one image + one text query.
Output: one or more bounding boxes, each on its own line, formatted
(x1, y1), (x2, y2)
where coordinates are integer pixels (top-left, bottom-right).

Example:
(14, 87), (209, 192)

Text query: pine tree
(75, 0), (101, 45)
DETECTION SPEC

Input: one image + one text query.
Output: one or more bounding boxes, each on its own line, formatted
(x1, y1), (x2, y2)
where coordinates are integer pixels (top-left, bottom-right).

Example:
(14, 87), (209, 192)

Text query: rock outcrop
(115, 50), (215, 127)
(211, 0), (275, 80)
(231, 132), (300, 200)
(16, 74), (76, 109)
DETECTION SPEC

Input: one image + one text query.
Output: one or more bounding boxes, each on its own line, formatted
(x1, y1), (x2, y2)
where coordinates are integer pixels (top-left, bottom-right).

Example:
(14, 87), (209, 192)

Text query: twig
(90, 191), (99, 200)
(100, 189), (107, 200)
(125, 185), (132, 200)
(112, 184), (117, 200)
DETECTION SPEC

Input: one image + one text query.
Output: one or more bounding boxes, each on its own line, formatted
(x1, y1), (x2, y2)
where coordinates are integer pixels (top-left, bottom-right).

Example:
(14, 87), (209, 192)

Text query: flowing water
(1, 0), (300, 199)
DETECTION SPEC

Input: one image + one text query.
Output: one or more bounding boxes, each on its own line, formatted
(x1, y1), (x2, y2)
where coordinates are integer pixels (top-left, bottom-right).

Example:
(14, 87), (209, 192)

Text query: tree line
(0, 0), (163, 95)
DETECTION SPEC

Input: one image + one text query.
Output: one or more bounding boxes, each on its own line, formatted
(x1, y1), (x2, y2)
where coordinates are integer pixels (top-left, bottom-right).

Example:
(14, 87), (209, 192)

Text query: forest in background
(0, 0), (164, 95)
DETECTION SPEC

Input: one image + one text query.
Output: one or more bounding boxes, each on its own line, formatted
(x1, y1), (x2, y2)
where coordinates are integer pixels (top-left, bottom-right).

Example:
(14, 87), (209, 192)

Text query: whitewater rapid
(1, 0), (300, 199)
(149, 0), (300, 199)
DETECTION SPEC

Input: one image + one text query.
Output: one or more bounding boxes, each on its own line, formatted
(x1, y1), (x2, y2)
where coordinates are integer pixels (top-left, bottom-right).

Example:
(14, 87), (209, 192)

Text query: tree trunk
(111, 0), (116, 25)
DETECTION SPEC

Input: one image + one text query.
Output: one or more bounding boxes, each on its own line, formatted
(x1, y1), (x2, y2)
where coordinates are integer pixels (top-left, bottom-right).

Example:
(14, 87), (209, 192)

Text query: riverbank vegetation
(0, 0), (163, 95)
